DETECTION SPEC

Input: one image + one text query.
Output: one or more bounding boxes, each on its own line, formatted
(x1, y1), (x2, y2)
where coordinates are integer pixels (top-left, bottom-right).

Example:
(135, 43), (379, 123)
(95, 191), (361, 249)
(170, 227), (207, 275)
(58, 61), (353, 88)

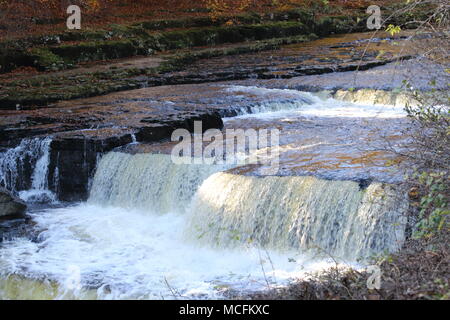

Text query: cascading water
(0, 137), (55, 203)
(0, 150), (409, 299)
(224, 86), (317, 116)
(187, 173), (408, 260)
(224, 85), (406, 119)
(89, 152), (228, 213)
(89, 152), (407, 261)
(0, 152), (348, 299)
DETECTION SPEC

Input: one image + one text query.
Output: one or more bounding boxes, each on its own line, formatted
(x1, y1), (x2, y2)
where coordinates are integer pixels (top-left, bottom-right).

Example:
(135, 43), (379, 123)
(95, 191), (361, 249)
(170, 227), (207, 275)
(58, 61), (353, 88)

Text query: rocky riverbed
(1, 31), (447, 201)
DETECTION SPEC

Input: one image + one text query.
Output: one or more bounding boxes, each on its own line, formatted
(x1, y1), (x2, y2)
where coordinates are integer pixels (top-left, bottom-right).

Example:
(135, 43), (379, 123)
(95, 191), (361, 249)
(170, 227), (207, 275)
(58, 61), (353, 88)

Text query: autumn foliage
(0, 0), (375, 38)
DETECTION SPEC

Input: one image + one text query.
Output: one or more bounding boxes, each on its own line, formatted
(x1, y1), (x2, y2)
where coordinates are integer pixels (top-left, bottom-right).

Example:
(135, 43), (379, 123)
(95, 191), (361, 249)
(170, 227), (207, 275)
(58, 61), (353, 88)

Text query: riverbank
(243, 235), (449, 300)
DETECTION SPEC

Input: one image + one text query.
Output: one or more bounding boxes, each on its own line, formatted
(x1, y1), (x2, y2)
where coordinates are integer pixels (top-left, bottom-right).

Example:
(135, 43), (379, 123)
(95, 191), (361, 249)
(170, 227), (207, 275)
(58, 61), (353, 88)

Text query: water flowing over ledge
(224, 86), (407, 119)
(0, 137), (56, 203)
(222, 86), (317, 117)
(89, 152), (228, 213)
(90, 152), (408, 261)
(187, 172), (408, 261)
(0, 149), (409, 299)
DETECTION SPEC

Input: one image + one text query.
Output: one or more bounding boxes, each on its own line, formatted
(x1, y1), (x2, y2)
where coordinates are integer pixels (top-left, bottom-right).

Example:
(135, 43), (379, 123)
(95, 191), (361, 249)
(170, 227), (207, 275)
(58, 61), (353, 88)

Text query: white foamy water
(89, 153), (228, 213)
(187, 173), (407, 260)
(224, 86), (406, 120)
(0, 137), (56, 204)
(0, 204), (341, 300)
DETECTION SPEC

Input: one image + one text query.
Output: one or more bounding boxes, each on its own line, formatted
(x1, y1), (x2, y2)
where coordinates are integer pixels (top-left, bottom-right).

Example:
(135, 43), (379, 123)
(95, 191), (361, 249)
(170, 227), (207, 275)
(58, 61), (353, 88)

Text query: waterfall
(30, 138), (52, 191)
(224, 86), (318, 117)
(89, 152), (228, 213)
(186, 173), (408, 261)
(0, 137), (55, 203)
(0, 150), (409, 299)
(232, 100), (313, 116)
(89, 152), (408, 261)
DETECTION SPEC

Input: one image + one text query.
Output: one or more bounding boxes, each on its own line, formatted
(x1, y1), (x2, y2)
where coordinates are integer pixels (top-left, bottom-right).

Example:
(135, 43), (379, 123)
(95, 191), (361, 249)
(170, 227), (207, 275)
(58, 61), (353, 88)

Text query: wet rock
(48, 129), (134, 202)
(243, 57), (449, 93)
(138, 111), (223, 142)
(0, 188), (26, 219)
(0, 84), (249, 202)
(41, 108), (221, 202)
(1, 31), (428, 110)
(0, 217), (31, 243)
(358, 178), (373, 190)
(333, 89), (419, 107)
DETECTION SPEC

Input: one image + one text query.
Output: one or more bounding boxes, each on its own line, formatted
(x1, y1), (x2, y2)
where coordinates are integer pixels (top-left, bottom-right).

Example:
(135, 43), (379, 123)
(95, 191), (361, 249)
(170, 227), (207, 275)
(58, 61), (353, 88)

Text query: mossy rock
(314, 16), (361, 36)
(0, 8), (379, 74)
(0, 34), (316, 108)
(0, 19), (316, 73)
(108, 24), (149, 38)
(49, 40), (142, 64)
(138, 17), (215, 30)
(28, 48), (67, 71)
(269, 8), (313, 23)
(155, 21), (309, 50)
(59, 30), (109, 42)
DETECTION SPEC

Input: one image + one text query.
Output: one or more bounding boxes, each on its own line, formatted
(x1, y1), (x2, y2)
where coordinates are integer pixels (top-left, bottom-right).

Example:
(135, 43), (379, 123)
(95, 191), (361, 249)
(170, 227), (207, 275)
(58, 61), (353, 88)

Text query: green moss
(49, 40), (142, 64)
(59, 30), (109, 42)
(108, 24), (149, 38)
(1, 2), (426, 80)
(135, 8), (312, 31)
(0, 34), (317, 108)
(28, 48), (67, 71)
(35, 21), (311, 66)
(154, 21), (310, 51)
(0, 6), (383, 73)
(159, 34), (314, 73)
(158, 34), (296, 72)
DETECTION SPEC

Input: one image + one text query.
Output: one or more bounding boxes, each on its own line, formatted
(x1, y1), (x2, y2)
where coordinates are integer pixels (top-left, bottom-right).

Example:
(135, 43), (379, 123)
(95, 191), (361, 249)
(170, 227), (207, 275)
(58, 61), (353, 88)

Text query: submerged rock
(0, 188), (26, 219)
